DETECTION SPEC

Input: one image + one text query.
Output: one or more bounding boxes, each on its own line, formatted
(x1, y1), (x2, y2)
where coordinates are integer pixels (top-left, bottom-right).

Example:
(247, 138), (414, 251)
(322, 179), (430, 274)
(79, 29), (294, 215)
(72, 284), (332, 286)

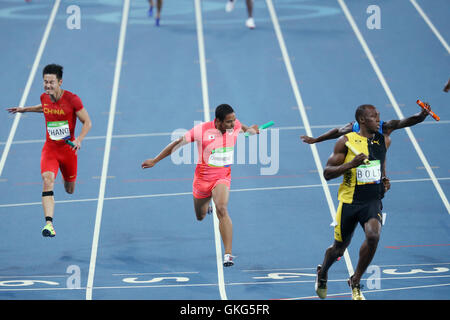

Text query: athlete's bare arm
(323, 136), (368, 181)
(73, 108), (92, 151)
(141, 136), (190, 169)
(6, 104), (43, 113)
(382, 108), (428, 136)
(301, 122), (354, 144)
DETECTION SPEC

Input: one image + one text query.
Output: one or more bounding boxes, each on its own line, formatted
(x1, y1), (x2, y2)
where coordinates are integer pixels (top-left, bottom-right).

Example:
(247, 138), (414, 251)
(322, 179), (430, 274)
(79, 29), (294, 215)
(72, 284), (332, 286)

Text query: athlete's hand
(72, 138), (81, 154)
(350, 153), (369, 167)
(6, 107), (23, 114)
(300, 135), (316, 144)
(246, 125), (260, 136)
(382, 176), (391, 193)
(141, 158), (157, 169)
(444, 79), (450, 92)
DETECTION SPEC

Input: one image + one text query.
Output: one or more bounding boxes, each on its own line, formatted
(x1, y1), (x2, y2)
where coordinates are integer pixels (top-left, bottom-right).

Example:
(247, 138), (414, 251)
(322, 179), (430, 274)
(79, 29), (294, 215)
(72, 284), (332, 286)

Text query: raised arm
(323, 136), (368, 181)
(141, 136), (190, 169)
(382, 108), (428, 136)
(301, 122), (354, 144)
(6, 104), (43, 113)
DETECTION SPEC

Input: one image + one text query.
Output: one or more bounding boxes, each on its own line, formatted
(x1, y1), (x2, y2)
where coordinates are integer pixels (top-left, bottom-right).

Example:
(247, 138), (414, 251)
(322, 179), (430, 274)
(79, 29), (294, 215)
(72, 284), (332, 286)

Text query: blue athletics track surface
(0, 0), (449, 302)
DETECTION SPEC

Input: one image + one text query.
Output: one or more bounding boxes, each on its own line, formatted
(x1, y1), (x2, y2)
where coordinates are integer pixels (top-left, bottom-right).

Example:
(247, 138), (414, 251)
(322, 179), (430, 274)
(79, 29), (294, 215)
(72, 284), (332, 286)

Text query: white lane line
(265, 0), (359, 295)
(0, 0), (61, 176)
(85, 0), (130, 301)
(2, 176), (450, 209)
(193, 0), (227, 301)
(338, 0), (450, 215)
(409, 0), (450, 54)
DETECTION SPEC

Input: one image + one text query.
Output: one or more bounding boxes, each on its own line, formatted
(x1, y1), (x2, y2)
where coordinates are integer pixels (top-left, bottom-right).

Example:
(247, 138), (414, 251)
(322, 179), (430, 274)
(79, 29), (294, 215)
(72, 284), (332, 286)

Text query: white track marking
(194, 0), (228, 301)
(409, 0), (450, 54)
(338, 0), (450, 215)
(0, 0), (61, 176)
(266, 0), (359, 296)
(85, 0), (130, 301)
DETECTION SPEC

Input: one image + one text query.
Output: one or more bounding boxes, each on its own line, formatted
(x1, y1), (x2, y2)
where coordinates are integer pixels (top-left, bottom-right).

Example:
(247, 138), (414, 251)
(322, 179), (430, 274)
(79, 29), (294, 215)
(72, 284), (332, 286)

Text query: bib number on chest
(47, 121), (70, 141)
(356, 160), (381, 185)
(208, 147), (234, 167)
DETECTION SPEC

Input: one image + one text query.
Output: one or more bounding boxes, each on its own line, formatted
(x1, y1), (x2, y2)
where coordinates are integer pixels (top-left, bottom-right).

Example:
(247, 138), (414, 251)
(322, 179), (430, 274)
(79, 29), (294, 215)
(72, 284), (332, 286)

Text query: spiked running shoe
(42, 223), (56, 237)
(348, 275), (363, 300)
(223, 254), (235, 267)
(315, 265), (327, 299)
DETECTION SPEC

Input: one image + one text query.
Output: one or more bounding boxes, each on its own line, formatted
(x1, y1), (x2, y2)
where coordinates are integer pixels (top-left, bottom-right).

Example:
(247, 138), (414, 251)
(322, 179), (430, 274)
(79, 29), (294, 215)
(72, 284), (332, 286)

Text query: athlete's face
(216, 113), (236, 133)
(363, 107), (380, 134)
(43, 74), (62, 97)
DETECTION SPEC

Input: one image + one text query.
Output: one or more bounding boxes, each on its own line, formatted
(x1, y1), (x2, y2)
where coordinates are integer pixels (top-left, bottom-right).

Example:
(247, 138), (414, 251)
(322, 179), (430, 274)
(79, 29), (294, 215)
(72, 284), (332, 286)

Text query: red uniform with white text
(40, 90), (84, 182)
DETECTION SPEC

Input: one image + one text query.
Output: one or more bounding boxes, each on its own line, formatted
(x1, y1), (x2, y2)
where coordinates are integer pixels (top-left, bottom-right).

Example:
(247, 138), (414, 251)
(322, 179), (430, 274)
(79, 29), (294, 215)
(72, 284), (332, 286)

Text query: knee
(331, 244), (346, 257)
(215, 204), (228, 219)
(330, 241), (348, 257)
(65, 187), (75, 194)
(64, 182), (75, 194)
(42, 174), (55, 190)
(196, 213), (206, 221)
(366, 231), (380, 247)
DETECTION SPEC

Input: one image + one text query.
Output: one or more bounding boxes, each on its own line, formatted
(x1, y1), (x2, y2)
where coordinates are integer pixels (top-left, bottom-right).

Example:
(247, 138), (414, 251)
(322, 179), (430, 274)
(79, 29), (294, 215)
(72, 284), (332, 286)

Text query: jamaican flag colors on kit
(334, 131), (387, 243)
(338, 131), (387, 204)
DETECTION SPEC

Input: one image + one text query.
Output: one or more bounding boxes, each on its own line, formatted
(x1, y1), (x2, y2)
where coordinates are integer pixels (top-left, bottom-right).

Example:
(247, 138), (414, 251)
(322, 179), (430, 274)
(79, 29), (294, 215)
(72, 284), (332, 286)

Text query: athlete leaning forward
(141, 104), (259, 267)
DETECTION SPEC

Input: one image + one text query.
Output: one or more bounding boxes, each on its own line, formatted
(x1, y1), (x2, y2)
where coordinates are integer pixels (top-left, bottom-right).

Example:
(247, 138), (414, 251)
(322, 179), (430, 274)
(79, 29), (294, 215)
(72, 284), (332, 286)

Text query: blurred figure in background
(148, 0), (163, 27)
(226, 0), (255, 29)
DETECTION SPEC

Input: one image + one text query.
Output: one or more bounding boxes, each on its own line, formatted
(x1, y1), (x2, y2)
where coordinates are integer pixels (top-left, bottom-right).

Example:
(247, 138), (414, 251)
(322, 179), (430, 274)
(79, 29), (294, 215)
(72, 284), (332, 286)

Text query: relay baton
(245, 121), (274, 137)
(345, 141), (370, 165)
(63, 137), (76, 148)
(417, 100), (440, 121)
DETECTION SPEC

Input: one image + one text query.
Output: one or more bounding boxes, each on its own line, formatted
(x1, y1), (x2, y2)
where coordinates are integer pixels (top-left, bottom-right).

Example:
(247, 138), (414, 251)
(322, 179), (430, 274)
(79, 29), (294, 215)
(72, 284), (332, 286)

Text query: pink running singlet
(184, 119), (242, 199)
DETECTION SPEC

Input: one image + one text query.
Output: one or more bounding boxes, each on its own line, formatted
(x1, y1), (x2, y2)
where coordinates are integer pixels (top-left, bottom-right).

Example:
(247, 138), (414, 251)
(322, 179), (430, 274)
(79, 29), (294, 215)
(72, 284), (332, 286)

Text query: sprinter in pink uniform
(141, 104), (259, 267)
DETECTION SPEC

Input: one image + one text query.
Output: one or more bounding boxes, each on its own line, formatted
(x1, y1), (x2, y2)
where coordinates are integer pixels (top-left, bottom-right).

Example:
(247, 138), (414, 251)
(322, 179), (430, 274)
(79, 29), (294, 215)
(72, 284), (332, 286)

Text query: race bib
(208, 147), (234, 167)
(47, 120), (70, 141)
(356, 160), (381, 185)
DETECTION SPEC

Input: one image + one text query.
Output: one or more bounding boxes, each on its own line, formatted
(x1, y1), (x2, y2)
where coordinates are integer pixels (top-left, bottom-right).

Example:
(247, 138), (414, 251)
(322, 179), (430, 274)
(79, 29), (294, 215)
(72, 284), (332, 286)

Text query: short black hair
(43, 64), (63, 80)
(355, 104), (375, 124)
(215, 104), (234, 121)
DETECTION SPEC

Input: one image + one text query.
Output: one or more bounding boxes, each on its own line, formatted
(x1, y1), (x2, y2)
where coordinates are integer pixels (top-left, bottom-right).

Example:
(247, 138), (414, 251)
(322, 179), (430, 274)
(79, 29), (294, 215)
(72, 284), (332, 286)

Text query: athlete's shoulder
(63, 90), (84, 110)
(40, 93), (49, 102)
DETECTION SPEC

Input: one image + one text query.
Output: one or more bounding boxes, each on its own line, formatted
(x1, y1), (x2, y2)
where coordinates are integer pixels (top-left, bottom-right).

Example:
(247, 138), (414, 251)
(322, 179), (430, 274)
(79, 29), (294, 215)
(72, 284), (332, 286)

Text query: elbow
(323, 170), (332, 181)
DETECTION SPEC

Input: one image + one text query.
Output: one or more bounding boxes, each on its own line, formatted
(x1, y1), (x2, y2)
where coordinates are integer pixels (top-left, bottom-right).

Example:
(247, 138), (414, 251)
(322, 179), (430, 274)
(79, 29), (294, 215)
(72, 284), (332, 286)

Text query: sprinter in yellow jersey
(315, 104), (401, 300)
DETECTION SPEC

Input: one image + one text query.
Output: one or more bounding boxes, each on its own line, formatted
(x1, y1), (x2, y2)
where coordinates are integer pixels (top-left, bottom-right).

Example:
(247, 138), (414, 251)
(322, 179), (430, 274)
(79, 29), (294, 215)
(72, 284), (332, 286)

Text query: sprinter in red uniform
(7, 64), (92, 237)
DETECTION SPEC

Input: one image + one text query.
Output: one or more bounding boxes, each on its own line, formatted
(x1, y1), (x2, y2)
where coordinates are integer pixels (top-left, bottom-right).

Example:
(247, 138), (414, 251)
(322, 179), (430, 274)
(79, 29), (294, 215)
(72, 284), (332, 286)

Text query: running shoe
(42, 223), (56, 237)
(246, 17), (255, 29)
(148, 6), (153, 17)
(315, 265), (327, 299)
(223, 254), (235, 267)
(348, 275), (363, 300)
(155, 17), (160, 27)
(225, 0), (235, 12)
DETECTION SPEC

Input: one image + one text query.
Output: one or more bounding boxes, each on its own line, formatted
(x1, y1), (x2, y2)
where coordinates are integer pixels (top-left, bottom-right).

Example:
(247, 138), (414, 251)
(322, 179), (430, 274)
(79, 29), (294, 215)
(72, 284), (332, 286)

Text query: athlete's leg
(63, 180), (75, 194)
(352, 218), (381, 284)
(318, 238), (351, 281)
(193, 196), (212, 221)
(246, 0), (253, 17)
(211, 183), (232, 255)
(41, 171), (55, 221)
(156, 0), (163, 18)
